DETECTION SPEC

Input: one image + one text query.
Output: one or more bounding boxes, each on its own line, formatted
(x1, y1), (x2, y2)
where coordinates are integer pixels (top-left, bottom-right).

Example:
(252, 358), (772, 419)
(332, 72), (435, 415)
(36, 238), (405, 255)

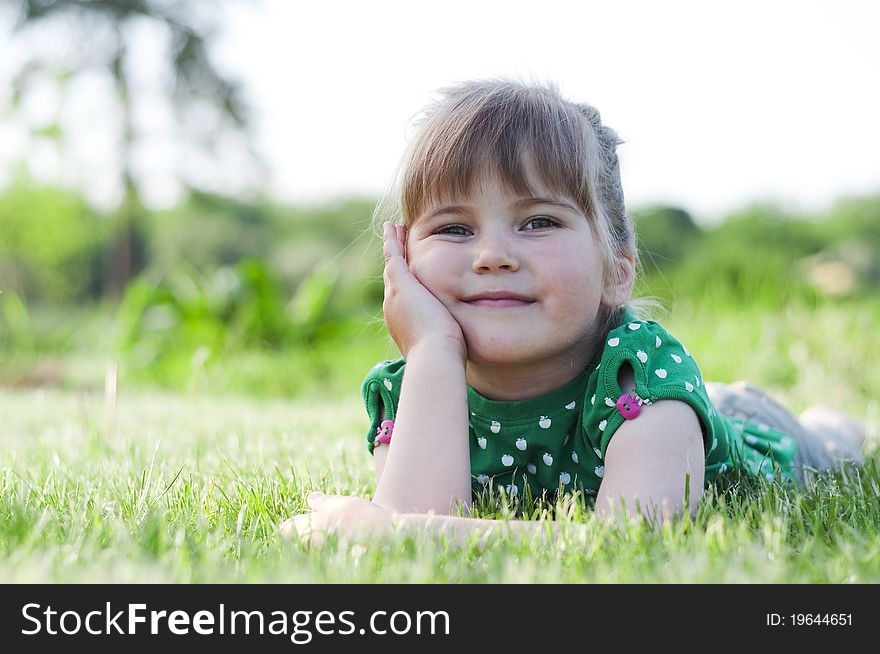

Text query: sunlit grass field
(2, 299), (879, 582)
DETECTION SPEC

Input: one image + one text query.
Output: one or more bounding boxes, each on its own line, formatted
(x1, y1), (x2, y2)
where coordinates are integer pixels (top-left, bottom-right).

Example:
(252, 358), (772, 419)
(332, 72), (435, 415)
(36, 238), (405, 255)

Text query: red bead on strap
(374, 419), (394, 446)
(616, 394), (641, 420)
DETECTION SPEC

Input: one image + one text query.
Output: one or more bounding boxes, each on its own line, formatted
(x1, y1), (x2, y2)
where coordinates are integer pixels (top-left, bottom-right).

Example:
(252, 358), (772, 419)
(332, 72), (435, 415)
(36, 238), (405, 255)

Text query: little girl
(282, 78), (866, 544)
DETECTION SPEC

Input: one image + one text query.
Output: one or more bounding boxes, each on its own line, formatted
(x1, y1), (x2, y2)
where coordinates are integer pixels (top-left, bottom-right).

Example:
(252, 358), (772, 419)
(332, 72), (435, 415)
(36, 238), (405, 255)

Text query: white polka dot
(591, 394), (596, 405)
(695, 375), (701, 387)
(571, 451), (579, 464)
(608, 337), (620, 347)
(685, 381), (694, 392)
(515, 438), (527, 450)
(383, 379), (393, 391)
(527, 463), (537, 475)
(490, 420), (501, 433)
(505, 483), (518, 497)
(599, 420), (607, 431)
(709, 437), (717, 452)
(604, 397), (615, 407)
(559, 472), (571, 485)
(542, 452), (553, 466)
(636, 350), (648, 364)
(477, 436), (487, 449)
(683, 346), (691, 357)
(565, 401), (576, 410)
(594, 447), (602, 459)
(594, 465), (605, 478)
(628, 322), (641, 330)
(671, 354), (682, 364)
(501, 454), (514, 466)
(539, 416), (552, 429)
(655, 369), (668, 379)
(655, 335), (662, 348)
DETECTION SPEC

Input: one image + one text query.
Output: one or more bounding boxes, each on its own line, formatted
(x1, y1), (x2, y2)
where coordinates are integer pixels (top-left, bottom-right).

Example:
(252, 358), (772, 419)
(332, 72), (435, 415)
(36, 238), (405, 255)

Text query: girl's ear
(601, 253), (636, 307)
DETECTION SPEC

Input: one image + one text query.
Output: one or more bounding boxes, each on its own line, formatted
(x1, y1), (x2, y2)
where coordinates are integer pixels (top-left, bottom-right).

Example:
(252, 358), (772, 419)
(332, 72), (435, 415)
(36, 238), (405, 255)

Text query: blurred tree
(6, 0), (261, 296)
(632, 205), (702, 272)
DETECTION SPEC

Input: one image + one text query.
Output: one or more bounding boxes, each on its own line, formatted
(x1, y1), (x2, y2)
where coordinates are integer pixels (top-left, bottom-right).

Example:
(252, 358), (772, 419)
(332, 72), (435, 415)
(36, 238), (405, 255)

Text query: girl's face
(406, 165), (615, 369)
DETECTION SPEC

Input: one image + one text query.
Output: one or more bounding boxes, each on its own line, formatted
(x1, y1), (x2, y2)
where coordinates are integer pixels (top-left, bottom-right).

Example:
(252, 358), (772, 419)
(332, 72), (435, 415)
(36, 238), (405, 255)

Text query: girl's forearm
(392, 512), (586, 547)
(372, 337), (472, 514)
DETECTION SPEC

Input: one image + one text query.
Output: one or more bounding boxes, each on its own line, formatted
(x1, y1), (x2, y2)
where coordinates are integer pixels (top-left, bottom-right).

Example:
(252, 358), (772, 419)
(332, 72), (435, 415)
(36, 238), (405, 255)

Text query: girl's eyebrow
(422, 197), (579, 221)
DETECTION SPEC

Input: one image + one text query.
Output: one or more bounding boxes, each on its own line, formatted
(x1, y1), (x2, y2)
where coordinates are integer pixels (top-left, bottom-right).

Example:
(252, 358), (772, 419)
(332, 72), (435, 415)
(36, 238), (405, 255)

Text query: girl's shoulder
(597, 307), (699, 388)
(583, 308), (723, 462)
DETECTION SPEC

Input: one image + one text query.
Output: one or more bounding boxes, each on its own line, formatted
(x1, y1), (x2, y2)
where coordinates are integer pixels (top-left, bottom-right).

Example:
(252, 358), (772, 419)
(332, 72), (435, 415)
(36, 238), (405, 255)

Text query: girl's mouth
(462, 292), (536, 308)
(464, 298), (534, 308)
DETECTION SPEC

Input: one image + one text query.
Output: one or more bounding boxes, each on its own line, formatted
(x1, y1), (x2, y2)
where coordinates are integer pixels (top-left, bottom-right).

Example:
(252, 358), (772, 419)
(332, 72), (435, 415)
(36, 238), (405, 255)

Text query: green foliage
(0, 290), (34, 354)
(147, 192), (276, 274)
(114, 258), (376, 392)
(0, 180), (107, 302)
(638, 203), (834, 306)
(633, 205), (702, 272)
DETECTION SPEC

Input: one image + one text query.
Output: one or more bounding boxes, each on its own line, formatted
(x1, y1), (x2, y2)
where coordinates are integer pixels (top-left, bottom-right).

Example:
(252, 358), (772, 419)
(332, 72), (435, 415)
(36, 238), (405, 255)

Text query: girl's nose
(472, 233), (520, 273)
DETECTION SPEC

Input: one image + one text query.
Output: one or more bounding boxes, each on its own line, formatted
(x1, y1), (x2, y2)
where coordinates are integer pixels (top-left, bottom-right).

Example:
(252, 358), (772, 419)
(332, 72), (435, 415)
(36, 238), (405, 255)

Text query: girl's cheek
(409, 255), (452, 299)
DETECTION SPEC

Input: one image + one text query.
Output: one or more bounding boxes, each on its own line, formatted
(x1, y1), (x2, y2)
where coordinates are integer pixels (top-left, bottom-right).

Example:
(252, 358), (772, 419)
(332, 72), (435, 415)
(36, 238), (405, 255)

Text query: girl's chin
(461, 328), (592, 368)
(463, 341), (549, 367)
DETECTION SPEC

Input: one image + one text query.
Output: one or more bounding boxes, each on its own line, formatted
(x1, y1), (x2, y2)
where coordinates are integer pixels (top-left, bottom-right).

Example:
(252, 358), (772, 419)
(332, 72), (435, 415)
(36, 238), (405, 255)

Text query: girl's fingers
(382, 221), (401, 263)
(396, 224), (407, 263)
(383, 221), (409, 264)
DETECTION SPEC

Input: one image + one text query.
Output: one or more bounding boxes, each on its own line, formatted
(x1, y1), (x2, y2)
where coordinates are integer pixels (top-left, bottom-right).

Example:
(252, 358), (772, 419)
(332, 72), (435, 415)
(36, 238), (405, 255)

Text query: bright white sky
(2, 0), (879, 223)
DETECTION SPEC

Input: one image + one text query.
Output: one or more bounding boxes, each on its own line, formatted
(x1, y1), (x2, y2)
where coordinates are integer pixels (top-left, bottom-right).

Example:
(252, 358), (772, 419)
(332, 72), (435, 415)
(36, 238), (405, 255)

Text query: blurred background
(1, 0), (878, 400)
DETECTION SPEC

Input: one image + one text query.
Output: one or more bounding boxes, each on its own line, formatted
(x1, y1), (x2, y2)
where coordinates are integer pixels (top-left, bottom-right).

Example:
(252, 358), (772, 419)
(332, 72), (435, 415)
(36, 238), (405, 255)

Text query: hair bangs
(401, 83), (597, 225)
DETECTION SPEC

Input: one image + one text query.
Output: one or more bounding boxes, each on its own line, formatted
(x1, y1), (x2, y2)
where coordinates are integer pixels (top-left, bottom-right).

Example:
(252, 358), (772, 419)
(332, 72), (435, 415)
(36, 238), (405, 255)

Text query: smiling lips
(462, 291), (535, 308)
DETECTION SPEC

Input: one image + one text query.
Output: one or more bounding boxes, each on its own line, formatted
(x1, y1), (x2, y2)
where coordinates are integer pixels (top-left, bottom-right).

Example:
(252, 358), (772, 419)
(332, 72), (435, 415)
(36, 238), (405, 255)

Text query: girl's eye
(523, 216), (557, 230)
(434, 224), (471, 236)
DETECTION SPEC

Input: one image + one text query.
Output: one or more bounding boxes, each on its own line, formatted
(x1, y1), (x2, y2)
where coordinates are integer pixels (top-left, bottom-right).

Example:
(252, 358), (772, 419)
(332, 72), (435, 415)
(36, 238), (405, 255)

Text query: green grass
(2, 299), (879, 582)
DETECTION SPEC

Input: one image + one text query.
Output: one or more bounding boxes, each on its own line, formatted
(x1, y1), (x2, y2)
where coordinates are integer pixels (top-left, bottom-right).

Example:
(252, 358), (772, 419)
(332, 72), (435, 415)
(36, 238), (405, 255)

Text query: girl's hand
(382, 221), (466, 359)
(279, 492), (395, 547)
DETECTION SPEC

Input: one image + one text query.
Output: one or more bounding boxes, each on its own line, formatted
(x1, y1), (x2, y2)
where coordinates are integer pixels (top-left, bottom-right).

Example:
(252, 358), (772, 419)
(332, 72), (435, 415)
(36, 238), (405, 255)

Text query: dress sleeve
(360, 358), (406, 455)
(581, 317), (728, 466)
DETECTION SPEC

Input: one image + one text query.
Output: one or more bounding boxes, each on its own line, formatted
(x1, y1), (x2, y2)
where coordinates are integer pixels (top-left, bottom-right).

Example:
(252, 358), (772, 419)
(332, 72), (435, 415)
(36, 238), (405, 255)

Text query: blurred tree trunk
(10, 0), (257, 298)
(105, 26), (143, 296)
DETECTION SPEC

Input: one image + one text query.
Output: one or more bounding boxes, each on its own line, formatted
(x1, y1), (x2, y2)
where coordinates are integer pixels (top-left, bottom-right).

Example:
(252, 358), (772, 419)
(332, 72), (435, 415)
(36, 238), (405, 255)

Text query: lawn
(1, 299), (879, 583)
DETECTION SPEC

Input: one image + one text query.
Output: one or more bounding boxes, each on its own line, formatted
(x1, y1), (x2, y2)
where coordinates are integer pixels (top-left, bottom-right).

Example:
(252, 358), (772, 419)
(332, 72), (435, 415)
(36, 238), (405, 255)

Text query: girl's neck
(465, 342), (599, 401)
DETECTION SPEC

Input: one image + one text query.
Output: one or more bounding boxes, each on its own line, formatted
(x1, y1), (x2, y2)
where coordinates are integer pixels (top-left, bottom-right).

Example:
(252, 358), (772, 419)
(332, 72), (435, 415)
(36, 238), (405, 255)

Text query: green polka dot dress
(362, 307), (798, 500)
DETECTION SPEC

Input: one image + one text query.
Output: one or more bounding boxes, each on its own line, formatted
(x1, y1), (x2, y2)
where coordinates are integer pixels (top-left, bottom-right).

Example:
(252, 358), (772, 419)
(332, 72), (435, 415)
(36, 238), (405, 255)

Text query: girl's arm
(595, 399), (705, 526)
(290, 400), (703, 546)
(393, 400), (704, 540)
(392, 512), (584, 546)
(370, 222), (472, 515)
(284, 492), (586, 547)
(372, 337), (472, 515)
